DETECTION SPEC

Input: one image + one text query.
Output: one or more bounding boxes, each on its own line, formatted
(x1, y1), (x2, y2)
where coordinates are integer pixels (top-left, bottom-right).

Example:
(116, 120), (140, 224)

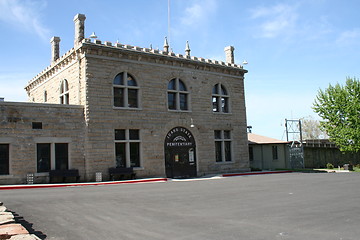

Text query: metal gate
(288, 143), (304, 169)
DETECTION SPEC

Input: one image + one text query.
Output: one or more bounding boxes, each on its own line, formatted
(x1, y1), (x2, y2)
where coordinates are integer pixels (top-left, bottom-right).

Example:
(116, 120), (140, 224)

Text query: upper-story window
(113, 72), (139, 108)
(167, 78), (189, 111)
(212, 84), (229, 113)
(60, 80), (69, 104)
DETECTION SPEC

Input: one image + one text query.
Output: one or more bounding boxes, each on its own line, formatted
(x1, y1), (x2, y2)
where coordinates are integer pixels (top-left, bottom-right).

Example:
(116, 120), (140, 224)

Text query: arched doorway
(164, 127), (197, 178)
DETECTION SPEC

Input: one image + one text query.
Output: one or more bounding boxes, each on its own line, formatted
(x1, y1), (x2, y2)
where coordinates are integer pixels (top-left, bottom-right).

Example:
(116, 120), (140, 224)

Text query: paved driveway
(1, 173), (360, 240)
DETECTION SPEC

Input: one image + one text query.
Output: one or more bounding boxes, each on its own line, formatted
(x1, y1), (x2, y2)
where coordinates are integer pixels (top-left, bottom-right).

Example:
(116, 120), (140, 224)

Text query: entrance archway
(164, 127), (197, 178)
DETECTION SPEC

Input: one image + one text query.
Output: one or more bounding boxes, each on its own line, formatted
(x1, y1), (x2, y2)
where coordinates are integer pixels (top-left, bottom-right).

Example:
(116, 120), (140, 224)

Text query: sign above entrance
(165, 127), (195, 148)
(164, 127), (197, 178)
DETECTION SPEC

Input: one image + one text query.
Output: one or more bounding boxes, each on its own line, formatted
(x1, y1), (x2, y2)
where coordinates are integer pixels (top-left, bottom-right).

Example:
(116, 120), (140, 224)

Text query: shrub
(326, 163), (334, 169)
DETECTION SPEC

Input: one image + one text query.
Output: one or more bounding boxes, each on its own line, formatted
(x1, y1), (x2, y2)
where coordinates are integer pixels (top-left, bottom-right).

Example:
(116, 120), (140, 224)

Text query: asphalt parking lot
(1, 172), (360, 240)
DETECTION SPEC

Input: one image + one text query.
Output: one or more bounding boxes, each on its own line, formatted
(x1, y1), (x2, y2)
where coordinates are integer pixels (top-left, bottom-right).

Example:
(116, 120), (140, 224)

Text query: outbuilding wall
(0, 102), (84, 184)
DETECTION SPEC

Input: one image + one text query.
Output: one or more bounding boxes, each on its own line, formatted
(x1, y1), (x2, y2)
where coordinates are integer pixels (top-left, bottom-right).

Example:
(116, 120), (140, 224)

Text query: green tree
(313, 77), (360, 153)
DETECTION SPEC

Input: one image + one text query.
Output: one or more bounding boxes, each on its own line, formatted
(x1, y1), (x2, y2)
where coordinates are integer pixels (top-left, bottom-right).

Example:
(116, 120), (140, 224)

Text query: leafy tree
(313, 77), (360, 153)
(300, 116), (328, 140)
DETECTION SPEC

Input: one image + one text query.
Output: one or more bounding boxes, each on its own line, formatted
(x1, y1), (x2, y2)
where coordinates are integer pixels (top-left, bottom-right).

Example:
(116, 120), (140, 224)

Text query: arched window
(60, 80), (69, 104)
(167, 78), (189, 111)
(212, 84), (229, 113)
(113, 72), (139, 108)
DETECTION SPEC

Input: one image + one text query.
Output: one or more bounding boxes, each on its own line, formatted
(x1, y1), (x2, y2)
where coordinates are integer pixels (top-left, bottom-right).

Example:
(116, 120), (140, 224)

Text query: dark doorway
(164, 127), (197, 178)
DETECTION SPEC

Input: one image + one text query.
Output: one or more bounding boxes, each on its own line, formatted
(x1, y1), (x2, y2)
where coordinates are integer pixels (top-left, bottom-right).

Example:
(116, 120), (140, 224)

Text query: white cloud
(0, 0), (49, 40)
(250, 3), (298, 39)
(180, 0), (217, 27)
(336, 28), (360, 45)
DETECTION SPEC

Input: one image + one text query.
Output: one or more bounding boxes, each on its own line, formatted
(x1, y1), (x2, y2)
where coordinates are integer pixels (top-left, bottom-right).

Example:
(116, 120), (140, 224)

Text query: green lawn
(353, 167), (360, 172)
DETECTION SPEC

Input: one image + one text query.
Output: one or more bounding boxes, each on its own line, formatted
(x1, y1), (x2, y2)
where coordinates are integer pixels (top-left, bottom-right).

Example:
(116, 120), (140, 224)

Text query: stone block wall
(26, 50), (86, 106)
(1, 13), (250, 184)
(0, 102), (85, 184)
(22, 40), (249, 182)
(82, 47), (249, 180)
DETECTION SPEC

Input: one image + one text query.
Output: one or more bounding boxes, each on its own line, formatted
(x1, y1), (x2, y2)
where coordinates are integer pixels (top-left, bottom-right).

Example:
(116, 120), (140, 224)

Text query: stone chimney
(50, 36), (60, 63)
(73, 14), (86, 47)
(224, 46), (235, 64)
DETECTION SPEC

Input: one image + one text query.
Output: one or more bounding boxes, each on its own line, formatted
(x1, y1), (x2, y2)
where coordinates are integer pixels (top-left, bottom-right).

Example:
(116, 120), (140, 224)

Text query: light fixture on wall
(190, 118), (195, 128)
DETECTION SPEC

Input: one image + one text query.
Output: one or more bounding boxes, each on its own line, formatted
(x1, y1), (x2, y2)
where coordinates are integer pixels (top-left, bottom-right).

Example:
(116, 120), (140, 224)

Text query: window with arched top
(212, 83), (229, 113)
(113, 72), (139, 108)
(60, 80), (69, 104)
(167, 78), (189, 111)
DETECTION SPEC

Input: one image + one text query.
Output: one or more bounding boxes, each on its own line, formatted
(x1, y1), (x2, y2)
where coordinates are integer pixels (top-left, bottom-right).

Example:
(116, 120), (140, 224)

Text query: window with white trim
(60, 80), (69, 104)
(113, 72), (139, 108)
(212, 84), (229, 113)
(167, 78), (189, 111)
(214, 130), (232, 162)
(37, 143), (69, 173)
(115, 129), (141, 168)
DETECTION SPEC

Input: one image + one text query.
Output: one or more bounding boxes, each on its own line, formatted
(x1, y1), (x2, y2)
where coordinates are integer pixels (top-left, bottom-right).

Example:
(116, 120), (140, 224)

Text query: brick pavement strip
(0, 212), (15, 225)
(8, 234), (41, 240)
(0, 224), (28, 236)
(0, 202), (40, 240)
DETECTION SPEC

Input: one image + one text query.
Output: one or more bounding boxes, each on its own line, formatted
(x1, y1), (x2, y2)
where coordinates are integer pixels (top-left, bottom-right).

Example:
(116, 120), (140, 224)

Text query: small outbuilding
(248, 133), (290, 170)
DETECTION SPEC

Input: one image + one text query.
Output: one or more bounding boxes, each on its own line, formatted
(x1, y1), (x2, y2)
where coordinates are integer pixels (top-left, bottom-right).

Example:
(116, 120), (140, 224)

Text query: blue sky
(1, 0), (360, 140)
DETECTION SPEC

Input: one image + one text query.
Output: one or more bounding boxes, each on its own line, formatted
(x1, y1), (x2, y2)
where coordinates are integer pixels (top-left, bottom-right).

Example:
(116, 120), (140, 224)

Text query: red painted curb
(222, 170), (293, 177)
(0, 178), (168, 190)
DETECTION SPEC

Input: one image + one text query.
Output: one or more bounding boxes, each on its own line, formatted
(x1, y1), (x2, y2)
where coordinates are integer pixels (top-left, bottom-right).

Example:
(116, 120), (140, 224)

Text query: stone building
(0, 14), (249, 184)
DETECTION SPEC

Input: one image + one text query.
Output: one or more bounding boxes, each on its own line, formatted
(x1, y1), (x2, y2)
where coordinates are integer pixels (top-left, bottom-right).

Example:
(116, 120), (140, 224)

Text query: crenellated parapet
(81, 38), (247, 77)
(82, 38), (245, 69)
(25, 48), (78, 93)
(26, 38), (247, 93)
(26, 13), (247, 94)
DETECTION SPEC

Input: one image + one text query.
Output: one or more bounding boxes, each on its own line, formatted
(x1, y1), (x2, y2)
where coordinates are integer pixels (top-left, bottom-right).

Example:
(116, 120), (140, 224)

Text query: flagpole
(168, 0), (171, 47)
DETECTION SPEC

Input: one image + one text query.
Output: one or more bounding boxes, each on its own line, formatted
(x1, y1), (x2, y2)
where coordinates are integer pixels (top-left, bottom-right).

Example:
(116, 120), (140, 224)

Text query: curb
(0, 178), (168, 191)
(222, 170), (293, 177)
(0, 171), (294, 191)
